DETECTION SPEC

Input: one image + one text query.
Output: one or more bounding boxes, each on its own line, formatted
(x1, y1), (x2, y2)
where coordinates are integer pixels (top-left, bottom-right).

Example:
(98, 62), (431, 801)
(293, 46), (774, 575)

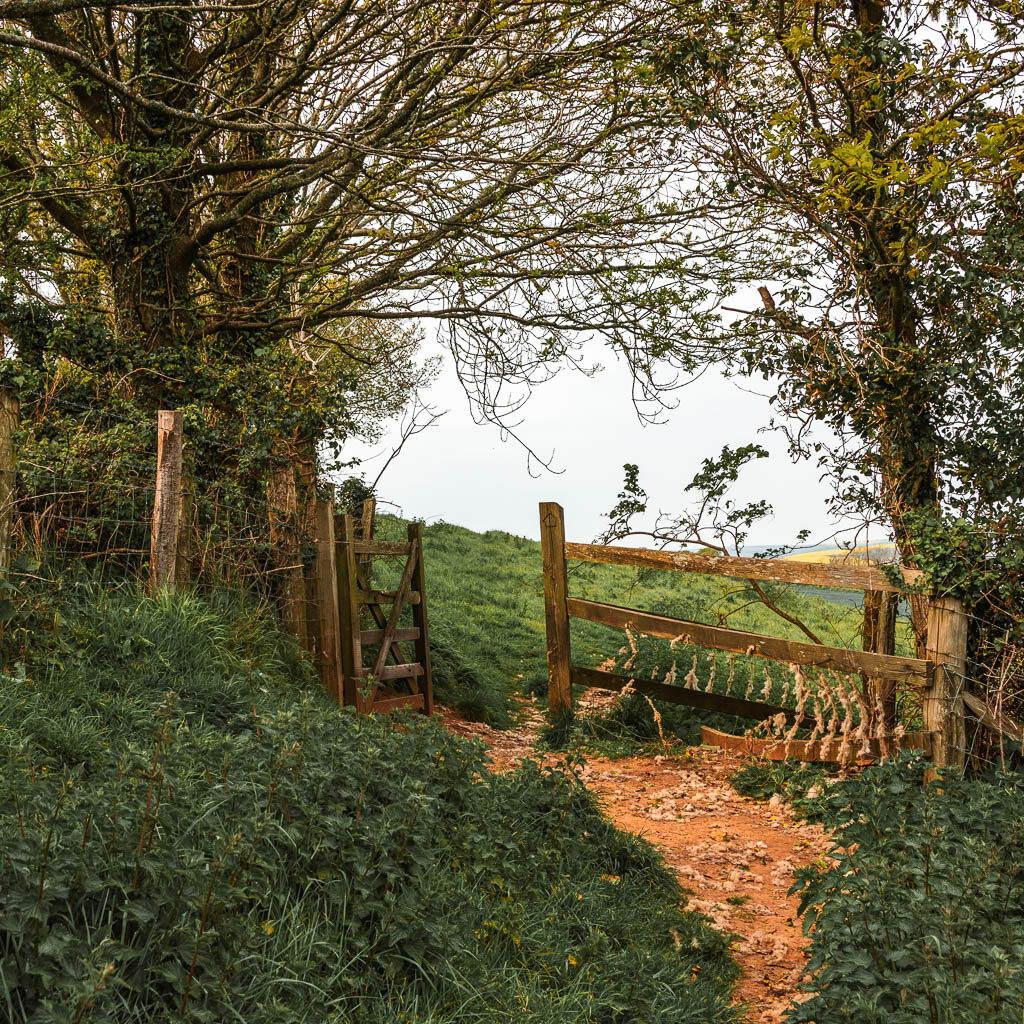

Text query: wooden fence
(539, 502), (968, 768)
(144, 417), (434, 715)
(0, 399), (433, 717)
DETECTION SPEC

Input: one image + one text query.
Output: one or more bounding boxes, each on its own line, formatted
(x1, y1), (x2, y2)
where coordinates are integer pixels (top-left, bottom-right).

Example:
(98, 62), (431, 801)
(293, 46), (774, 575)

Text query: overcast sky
(341, 338), (847, 549)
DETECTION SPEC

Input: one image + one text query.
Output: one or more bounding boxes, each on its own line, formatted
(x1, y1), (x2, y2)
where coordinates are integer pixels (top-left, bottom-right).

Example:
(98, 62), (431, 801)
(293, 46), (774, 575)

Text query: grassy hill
(0, 578), (741, 1023)
(373, 517), (911, 727)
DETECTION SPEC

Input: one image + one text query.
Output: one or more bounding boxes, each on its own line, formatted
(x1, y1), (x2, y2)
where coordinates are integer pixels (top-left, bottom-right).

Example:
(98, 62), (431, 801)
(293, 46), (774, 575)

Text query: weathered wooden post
(336, 513), (363, 709)
(0, 390), (18, 572)
(314, 493), (344, 701)
(539, 501), (572, 716)
(150, 410), (183, 591)
(408, 519), (434, 716)
(924, 594), (969, 771)
(268, 462), (308, 646)
(864, 590), (898, 736)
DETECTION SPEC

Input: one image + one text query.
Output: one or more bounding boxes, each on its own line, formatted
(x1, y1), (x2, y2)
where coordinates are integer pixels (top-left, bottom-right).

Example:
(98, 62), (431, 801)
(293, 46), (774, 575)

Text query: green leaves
(788, 755), (1024, 1024)
(0, 581), (741, 1023)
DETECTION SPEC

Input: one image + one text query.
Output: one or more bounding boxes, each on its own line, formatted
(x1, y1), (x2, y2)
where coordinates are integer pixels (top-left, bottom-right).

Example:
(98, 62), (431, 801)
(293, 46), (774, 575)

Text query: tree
(0, 0), (716, 482)
(647, 0), (1024, 691)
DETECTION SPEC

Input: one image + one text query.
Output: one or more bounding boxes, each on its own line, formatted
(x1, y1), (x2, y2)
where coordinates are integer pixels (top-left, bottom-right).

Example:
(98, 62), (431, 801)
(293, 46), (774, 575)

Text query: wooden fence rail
(541, 502), (968, 768)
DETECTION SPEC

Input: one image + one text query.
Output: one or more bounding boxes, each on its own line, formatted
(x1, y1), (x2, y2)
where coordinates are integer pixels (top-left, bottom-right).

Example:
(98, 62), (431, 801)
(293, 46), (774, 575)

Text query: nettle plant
(788, 754), (1024, 1024)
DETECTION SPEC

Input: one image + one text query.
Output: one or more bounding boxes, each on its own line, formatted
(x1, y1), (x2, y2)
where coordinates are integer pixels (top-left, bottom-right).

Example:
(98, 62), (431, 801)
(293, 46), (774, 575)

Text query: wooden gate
(315, 496), (433, 715)
(540, 501), (968, 768)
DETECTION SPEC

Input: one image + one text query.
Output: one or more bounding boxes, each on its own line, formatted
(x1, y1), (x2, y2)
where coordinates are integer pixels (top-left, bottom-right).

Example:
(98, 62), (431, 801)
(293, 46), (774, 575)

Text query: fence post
(539, 501), (572, 716)
(150, 410), (183, 591)
(924, 595), (969, 771)
(864, 590), (898, 736)
(315, 494), (344, 701)
(268, 461), (308, 646)
(408, 519), (434, 716)
(336, 513), (363, 709)
(0, 390), (18, 572)
(358, 496), (376, 580)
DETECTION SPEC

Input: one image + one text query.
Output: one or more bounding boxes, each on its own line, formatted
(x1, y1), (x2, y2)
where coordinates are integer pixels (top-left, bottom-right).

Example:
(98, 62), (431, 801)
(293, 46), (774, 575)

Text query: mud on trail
(442, 697), (831, 1024)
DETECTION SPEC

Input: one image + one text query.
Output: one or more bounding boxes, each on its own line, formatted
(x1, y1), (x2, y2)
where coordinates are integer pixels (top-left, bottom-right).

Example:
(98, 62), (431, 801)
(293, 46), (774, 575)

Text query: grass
(370, 516), (910, 738)
(0, 575), (742, 1023)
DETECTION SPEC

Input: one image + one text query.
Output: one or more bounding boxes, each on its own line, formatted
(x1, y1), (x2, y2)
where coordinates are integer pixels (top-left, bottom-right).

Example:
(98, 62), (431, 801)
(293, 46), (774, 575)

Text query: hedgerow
(788, 754), (1024, 1024)
(0, 580), (739, 1023)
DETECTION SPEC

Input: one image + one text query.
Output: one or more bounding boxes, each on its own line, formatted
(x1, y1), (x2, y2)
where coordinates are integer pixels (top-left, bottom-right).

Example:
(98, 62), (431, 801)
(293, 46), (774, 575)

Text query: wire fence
(0, 386), (329, 662)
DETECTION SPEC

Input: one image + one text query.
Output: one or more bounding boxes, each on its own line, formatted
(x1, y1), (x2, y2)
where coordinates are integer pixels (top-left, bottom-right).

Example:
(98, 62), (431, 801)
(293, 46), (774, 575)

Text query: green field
(372, 517), (911, 731)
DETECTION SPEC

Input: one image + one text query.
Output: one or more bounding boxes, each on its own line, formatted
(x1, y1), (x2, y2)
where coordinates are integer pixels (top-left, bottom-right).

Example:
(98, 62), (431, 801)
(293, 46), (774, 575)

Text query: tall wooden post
(924, 595), (969, 771)
(336, 513), (363, 709)
(150, 410), (184, 591)
(539, 502), (572, 716)
(358, 496), (377, 582)
(268, 462), (308, 646)
(408, 520), (434, 716)
(864, 590), (898, 736)
(0, 390), (18, 571)
(315, 495), (344, 701)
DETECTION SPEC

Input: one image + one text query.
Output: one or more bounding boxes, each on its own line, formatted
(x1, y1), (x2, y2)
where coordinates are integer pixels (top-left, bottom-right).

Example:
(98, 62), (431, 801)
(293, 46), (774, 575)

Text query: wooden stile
(360, 627), (421, 645)
(370, 535), (418, 679)
(539, 502), (573, 715)
(150, 410), (184, 591)
(330, 509), (433, 715)
(353, 540), (414, 556)
(358, 588), (421, 605)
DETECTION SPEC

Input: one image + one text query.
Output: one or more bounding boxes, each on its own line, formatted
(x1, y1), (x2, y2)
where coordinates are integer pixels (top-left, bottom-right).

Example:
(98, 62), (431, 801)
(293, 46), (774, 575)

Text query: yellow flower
(567, 955), (578, 966)
(261, 920), (275, 936)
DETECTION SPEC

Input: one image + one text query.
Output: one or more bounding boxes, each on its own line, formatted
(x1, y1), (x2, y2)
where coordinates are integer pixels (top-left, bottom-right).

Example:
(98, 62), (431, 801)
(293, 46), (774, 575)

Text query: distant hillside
(779, 543), (897, 565)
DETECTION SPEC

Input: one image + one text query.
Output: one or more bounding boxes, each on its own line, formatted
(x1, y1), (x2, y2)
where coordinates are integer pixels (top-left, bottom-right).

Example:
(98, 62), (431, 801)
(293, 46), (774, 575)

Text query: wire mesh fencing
(0, 386), (326, 664)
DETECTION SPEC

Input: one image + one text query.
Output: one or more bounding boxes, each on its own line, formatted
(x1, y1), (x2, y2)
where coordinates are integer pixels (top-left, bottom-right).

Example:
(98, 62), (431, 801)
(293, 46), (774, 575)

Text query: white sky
(341, 337), (847, 549)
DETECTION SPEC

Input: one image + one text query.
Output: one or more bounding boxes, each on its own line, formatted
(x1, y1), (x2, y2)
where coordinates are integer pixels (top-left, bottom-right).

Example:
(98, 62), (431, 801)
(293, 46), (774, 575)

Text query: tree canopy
(0, 0), (715, 478)
(648, 0), (1024, 671)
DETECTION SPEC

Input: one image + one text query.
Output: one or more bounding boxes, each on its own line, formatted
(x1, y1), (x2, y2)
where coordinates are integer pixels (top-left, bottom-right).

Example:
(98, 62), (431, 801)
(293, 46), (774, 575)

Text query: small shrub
(730, 759), (834, 820)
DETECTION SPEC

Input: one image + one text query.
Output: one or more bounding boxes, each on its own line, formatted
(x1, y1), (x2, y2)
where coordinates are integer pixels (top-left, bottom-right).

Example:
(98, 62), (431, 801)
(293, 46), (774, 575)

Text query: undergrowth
(729, 760), (836, 821)
(787, 754), (1024, 1023)
(0, 578), (740, 1023)
(538, 695), (747, 757)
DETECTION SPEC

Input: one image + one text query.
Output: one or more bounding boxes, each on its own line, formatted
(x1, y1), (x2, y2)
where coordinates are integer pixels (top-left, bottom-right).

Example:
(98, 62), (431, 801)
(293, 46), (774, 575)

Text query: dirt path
(442, 697), (830, 1023)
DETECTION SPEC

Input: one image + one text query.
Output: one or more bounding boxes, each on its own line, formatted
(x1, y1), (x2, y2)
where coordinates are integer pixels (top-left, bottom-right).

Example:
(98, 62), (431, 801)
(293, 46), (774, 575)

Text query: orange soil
(442, 697), (832, 1024)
